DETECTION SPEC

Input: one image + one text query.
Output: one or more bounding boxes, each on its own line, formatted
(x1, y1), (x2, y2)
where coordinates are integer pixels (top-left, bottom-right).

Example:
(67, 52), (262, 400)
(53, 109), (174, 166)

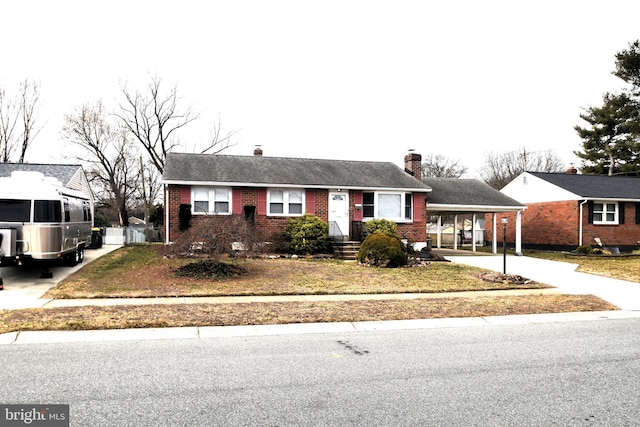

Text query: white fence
(103, 227), (164, 245)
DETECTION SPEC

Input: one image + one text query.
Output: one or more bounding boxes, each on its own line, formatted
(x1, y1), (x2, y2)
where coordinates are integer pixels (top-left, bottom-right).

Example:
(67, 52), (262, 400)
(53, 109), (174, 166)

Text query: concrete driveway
(0, 244), (122, 309)
(445, 253), (640, 311)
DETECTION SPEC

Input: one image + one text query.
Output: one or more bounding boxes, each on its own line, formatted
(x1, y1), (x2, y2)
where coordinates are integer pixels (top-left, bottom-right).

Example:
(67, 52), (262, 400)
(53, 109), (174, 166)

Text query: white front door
(328, 192), (349, 239)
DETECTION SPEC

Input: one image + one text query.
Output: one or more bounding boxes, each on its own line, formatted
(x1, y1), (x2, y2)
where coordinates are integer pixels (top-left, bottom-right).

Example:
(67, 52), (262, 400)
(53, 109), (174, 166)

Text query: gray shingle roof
(162, 152), (431, 191)
(530, 172), (640, 199)
(0, 163), (84, 188)
(423, 178), (524, 207)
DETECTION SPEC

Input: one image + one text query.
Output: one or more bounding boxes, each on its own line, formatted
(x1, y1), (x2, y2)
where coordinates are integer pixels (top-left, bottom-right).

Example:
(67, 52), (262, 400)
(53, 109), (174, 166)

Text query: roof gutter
(426, 203), (527, 213)
(161, 180), (432, 193)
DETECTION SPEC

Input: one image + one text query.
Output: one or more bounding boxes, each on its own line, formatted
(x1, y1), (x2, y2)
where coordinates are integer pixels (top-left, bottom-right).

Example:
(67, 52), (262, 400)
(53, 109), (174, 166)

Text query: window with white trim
(268, 189), (304, 216)
(192, 187), (231, 214)
(362, 191), (413, 222)
(593, 202), (618, 224)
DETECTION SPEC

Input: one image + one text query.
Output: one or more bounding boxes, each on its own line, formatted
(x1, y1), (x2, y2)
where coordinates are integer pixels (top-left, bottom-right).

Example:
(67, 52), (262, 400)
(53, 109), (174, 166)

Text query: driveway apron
(445, 254), (640, 311)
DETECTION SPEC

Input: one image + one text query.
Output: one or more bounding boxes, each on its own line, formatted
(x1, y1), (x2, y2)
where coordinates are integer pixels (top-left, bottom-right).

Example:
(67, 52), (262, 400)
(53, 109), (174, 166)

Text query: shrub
(284, 214), (330, 255)
(357, 232), (408, 267)
(166, 214), (264, 260)
(364, 219), (397, 236)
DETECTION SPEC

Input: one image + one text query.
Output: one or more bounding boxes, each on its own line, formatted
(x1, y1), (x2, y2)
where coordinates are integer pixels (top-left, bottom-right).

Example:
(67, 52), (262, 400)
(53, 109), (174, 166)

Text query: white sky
(2, 0), (640, 178)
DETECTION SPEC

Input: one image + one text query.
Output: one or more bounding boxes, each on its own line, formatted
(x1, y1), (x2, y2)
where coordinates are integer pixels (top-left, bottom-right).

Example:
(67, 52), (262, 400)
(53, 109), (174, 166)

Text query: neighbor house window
(593, 201), (618, 224)
(268, 189), (304, 216)
(192, 187), (231, 214)
(362, 191), (413, 222)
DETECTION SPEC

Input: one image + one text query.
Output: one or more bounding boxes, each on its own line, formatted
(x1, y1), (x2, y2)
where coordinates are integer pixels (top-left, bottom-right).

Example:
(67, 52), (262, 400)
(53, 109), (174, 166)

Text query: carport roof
(424, 178), (525, 212)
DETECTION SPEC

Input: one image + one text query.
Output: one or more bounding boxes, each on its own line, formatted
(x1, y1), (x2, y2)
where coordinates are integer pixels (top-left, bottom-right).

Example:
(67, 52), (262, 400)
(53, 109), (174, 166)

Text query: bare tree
(0, 86), (19, 162)
(0, 79), (42, 163)
(421, 153), (468, 178)
(62, 101), (139, 226)
(116, 75), (235, 174)
(480, 147), (565, 189)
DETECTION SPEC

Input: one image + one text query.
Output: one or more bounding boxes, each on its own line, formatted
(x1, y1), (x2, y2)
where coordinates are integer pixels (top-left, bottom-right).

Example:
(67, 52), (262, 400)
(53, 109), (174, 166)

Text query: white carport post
(436, 215), (442, 248)
(515, 210), (522, 256)
(452, 214), (458, 250)
(491, 213), (498, 254)
(471, 213), (477, 252)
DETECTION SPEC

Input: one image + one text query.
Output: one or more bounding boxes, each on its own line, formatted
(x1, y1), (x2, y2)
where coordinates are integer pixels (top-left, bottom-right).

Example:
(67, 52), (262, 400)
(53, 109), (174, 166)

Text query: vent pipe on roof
(567, 164), (577, 174)
(254, 145), (263, 156)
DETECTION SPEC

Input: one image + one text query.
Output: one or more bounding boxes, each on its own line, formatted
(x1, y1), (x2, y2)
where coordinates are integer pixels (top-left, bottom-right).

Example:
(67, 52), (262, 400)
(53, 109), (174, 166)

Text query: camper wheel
(66, 245), (84, 267)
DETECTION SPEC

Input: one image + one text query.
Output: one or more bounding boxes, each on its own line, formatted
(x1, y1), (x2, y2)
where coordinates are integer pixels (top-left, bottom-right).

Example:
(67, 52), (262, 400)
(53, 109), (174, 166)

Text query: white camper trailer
(0, 171), (93, 267)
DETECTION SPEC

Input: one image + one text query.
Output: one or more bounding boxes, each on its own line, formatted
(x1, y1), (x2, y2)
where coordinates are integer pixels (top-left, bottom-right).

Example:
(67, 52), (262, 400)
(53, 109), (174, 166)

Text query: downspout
(579, 199), (588, 247)
(165, 185), (170, 245)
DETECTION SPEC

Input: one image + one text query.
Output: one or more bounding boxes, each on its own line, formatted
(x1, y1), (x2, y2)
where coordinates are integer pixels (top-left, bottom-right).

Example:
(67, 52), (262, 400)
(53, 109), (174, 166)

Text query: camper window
(0, 199), (30, 222)
(34, 200), (62, 223)
(63, 198), (71, 222)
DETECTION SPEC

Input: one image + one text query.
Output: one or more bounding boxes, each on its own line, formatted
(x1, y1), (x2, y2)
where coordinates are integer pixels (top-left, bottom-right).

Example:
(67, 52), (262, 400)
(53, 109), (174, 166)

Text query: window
(362, 191), (413, 221)
(0, 199), (30, 222)
(192, 187), (231, 215)
(593, 202), (618, 224)
(34, 200), (62, 222)
(63, 198), (71, 222)
(363, 192), (375, 218)
(268, 189), (304, 216)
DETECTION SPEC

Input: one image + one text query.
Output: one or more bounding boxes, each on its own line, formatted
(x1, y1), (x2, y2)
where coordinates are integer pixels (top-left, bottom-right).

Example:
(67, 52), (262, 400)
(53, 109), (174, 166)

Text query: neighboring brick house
(161, 150), (431, 248)
(495, 171), (640, 251)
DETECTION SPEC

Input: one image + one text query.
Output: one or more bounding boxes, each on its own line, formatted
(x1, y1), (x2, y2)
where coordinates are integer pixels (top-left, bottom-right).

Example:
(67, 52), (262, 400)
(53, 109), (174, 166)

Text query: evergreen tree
(574, 92), (640, 176)
(613, 40), (640, 91)
(575, 40), (640, 175)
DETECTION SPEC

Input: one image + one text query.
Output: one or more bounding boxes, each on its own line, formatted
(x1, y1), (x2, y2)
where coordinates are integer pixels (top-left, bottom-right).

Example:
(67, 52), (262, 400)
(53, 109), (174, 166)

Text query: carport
(423, 178), (526, 255)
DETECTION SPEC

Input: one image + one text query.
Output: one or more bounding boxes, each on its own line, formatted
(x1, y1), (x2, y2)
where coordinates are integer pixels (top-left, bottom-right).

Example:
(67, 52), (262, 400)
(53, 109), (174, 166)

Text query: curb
(2, 310), (639, 345)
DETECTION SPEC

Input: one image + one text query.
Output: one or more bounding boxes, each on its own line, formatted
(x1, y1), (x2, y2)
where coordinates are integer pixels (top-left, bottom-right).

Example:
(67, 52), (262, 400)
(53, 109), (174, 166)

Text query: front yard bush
(284, 214), (331, 254)
(364, 219), (397, 236)
(357, 232), (408, 267)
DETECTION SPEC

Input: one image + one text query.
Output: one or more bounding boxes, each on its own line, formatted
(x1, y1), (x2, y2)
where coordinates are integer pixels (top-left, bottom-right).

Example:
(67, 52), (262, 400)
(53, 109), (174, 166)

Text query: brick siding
(485, 200), (640, 250)
(166, 185), (427, 244)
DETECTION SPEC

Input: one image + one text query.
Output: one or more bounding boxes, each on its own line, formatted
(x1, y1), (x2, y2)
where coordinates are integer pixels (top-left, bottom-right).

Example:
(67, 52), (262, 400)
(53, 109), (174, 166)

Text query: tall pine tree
(575, 40), (640, 175)
(574, 92), (640, 175)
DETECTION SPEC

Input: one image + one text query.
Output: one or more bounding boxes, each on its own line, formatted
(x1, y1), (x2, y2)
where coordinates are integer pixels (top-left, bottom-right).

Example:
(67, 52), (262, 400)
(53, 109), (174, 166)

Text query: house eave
(579, 197), (640, 203)
(161, 179), (431, 193)
(427, 203), (526, 213)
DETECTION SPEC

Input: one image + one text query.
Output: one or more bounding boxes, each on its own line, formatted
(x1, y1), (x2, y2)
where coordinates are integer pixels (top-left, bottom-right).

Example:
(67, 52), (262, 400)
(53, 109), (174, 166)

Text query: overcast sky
(3, 0), (640, 178)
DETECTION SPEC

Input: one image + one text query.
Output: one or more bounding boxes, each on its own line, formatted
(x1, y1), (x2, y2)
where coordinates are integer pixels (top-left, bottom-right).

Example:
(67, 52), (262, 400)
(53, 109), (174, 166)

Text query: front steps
(333, 241), (361, 260)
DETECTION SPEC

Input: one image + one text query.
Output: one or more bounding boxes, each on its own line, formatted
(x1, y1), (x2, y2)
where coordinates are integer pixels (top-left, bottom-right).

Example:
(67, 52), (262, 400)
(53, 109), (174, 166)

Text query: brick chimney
(404, 151), (422, 180)
(566, 164), (577, 174)
(254, 145), (263, 156)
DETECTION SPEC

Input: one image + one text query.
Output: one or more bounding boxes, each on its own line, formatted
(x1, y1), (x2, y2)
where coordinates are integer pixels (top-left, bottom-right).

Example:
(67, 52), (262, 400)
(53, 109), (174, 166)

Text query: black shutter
(587, 201), (594, 224)
(636, 203), (640, 225)
(619, 202), (625, 224)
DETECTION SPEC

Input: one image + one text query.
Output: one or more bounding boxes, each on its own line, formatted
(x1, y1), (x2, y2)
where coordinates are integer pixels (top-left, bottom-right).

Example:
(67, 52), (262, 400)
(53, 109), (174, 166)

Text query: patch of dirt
(480, 272), (534, 285)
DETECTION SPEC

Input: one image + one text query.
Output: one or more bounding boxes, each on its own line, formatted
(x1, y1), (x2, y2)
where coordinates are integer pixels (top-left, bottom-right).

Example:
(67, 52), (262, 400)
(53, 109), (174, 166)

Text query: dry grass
(525, 250), (640, 282)
(0, 294), (617, 334)
(45, 246), (551, 299)
(0, 246), (621, 334)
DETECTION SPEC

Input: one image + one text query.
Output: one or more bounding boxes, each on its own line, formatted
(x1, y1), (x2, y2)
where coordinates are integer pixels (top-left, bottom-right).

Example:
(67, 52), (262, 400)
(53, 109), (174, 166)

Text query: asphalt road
(2, 319), (640, 426)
